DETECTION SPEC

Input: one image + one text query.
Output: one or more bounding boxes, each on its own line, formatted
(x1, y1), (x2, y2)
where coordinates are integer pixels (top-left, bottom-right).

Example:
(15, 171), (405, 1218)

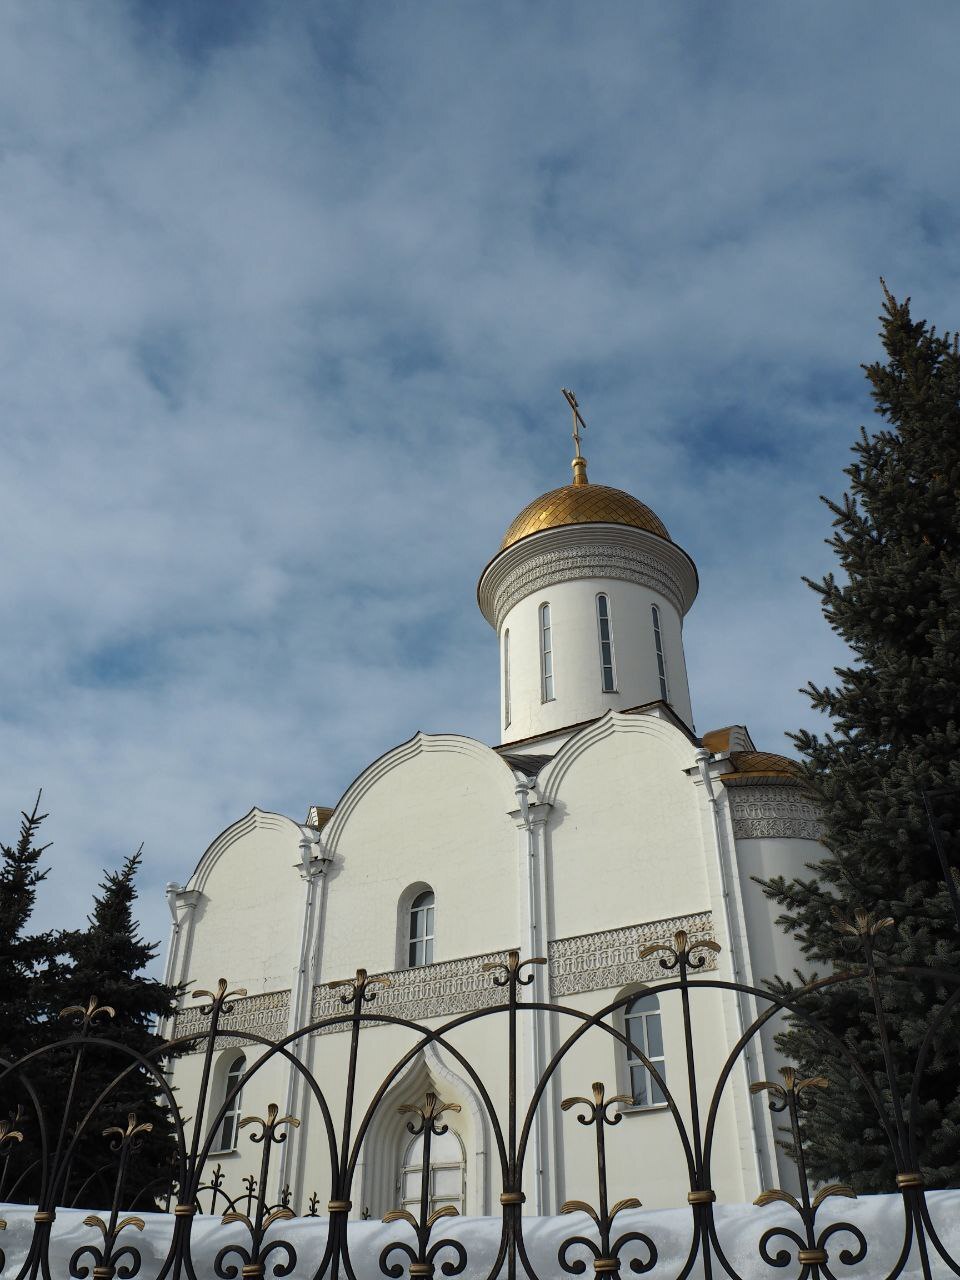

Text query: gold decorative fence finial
(192, 979), (247, 1016)
(557, 1081), (655, 1275)
(831, 906), (895, 939)
(59, 996), (116, 1032)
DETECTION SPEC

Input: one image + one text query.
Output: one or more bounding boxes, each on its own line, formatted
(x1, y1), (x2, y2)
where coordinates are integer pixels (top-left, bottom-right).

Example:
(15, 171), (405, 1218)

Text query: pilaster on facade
(280, 828), (333, 1202)
(690, 750), (770, 1198)
(511, 780), (554, 1212)
(162, 885), (203, 1037)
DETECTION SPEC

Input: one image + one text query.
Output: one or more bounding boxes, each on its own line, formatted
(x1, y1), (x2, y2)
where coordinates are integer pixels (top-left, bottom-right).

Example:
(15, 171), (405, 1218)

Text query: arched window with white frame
(399, 1125), (465, 1215)
(651, 604), (669, 702)
(213, 1052), (246, 1151)
(596, 593), (617, 692)
(624, 992), (666, 1108)
(539, 602), (554, 702)
(408, 889), (435, 967)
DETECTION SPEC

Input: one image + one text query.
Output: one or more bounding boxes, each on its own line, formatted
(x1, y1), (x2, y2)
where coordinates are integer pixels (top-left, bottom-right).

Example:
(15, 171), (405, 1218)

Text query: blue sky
(2, 2), (959, 954)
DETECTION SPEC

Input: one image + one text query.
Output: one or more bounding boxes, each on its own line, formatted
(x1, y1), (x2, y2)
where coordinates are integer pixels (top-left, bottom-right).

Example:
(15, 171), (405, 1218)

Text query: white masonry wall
(164, 717), (808, 1218)
(499, 574), (694, 743)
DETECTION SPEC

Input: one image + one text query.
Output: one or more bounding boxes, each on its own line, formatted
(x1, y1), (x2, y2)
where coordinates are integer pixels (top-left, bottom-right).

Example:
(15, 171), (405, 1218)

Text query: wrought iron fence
(1, 911), (959, 1279)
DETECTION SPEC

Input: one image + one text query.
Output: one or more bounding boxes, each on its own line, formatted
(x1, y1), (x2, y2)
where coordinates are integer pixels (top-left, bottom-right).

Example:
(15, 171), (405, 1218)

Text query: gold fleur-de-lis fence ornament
(103, 1112), (153, 1151)
(231, 1103), (299, 1154)
(0, 1117), (24, 1150)
(558, 1083), (656, 1276)
(831, 906), (896, 940)
(751, 1067), (857, 1272)
(327, 967), (392, 1005)
(192, 978), (248, 1015)
(396, 1090), (462, 1136)
(482, 949), (547, 989)
(640, 929), (721, 973)
(59, 996), (116, 1031)
(70, 1212), (146, 1280)
(215, 1103), (300, 1280)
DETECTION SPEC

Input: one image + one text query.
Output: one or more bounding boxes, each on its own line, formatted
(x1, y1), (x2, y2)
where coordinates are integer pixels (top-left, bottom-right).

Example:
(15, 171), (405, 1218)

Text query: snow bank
(2, 1191), (959, 1278)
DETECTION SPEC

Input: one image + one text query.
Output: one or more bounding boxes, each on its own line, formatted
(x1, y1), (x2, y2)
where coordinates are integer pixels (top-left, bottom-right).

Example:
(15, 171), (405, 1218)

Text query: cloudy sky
(2, 2), (959, 956)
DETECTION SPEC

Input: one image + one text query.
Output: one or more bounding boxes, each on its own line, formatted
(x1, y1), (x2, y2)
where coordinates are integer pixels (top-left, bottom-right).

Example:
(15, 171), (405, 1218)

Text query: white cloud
(0, 0), (957, 959)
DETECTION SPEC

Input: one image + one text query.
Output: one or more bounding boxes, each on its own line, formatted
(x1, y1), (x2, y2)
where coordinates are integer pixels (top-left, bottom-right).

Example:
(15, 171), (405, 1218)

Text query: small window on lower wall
(624, 993), (666, 1108)
(213, 1052), (246, 1151)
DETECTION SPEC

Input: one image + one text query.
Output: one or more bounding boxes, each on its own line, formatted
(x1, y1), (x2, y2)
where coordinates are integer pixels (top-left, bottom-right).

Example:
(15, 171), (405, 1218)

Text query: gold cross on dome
(562, 388), (587, 458)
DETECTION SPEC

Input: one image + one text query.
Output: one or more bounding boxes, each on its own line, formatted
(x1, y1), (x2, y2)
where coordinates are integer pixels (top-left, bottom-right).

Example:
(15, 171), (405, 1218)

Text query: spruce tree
(761, 285), (960, 1191)
(0, 816), (180, 1207)
(0, 797), (68, 1201)
(55, 849), (180, 1208)
(0, 796), (62, 1045)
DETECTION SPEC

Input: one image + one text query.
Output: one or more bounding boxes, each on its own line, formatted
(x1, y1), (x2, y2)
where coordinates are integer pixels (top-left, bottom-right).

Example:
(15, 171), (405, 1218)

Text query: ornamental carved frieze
(170, 914), (718, 1045)
(492, 543), (685, 628)
(728, 785), (823, 842)
(306, 912), (716, 1031)
(309, 949), (513, 1032)
(173, 989), (290, 1050)
(548, 911), (716, 998)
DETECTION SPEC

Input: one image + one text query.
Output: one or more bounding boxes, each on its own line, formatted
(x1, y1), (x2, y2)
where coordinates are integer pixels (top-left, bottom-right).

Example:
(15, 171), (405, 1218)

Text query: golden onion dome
(499, 457), (670, 551)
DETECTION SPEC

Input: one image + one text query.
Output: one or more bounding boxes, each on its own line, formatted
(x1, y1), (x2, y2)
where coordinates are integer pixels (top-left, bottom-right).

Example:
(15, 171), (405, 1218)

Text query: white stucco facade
(163, 458), (826, 1221)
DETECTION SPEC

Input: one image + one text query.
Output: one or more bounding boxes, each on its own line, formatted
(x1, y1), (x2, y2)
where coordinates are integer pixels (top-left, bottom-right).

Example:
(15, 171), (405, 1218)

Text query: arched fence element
(0, 913), (959, 1279)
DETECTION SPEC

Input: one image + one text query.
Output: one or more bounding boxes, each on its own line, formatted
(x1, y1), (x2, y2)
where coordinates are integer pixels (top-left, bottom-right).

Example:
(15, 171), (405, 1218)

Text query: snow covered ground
(2, 1191), (959, 1278)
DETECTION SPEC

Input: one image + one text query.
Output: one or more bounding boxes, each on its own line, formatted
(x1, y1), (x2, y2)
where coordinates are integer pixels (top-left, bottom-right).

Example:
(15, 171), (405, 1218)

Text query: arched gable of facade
(313, 732), (522, 977)
(538, 711), (707, 942)
(319, 731), (518, 859)
(189, 806), (307, 895)
(537, 709), (699, 806)
(181, 807), (309, 996)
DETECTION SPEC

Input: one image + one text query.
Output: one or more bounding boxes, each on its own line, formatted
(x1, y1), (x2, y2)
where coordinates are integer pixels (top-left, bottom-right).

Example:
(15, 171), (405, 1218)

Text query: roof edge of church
(495, 699), (698, 755)
(719, 750), (807, 786)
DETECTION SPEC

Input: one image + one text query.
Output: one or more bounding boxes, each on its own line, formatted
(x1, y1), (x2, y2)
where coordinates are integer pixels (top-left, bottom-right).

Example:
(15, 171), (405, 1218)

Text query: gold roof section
(500, 480), (671, 551)
(700, 725), (756, 754)
(721, 751), (802, 784)
(305, 805), (334, 831)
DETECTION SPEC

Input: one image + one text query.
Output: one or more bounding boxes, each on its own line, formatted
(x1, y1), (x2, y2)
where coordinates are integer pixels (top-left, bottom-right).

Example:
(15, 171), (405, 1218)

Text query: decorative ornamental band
(309, 949), (513, 1031)
(491, 543), (687, 628)
(728, 785), (823, 842)
(172, 913), (717, 1043)
(173, 989), (290, 1048)
(548, 911), (716, 997)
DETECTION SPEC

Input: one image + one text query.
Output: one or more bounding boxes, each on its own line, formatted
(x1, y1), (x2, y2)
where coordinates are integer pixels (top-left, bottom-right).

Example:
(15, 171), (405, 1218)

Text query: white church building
(162, 421), (824, 1221)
